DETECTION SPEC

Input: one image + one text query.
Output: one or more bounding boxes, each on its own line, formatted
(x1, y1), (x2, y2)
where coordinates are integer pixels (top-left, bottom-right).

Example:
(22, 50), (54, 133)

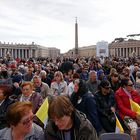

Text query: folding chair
(136, 127), (140, 140)
(99, 133), (131, 140)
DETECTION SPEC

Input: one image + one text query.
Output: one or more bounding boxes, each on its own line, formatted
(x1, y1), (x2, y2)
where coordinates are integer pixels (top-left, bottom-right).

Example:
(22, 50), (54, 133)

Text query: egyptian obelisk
(75, 17), (78, 57)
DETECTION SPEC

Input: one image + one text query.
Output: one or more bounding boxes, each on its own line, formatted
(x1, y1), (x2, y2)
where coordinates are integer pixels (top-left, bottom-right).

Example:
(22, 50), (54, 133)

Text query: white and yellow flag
(130, 98), (140, 115)
(36, 98), (49, 127)
(114, 113), (124, 133)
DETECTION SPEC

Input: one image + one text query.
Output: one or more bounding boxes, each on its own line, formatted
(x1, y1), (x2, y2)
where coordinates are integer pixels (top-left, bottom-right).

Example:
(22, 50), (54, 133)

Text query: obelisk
(75, 17), (79, 57)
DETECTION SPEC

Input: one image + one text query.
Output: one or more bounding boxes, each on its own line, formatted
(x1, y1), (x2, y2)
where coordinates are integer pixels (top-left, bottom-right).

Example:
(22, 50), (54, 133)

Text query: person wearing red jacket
(115, 78), (140, 137)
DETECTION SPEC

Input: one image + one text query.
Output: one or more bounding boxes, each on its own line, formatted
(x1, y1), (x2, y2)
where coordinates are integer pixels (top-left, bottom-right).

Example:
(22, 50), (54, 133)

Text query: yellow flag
(36, 98), (49, 127)
(130, 99), (140, 115)
(115, 115), (124, 133)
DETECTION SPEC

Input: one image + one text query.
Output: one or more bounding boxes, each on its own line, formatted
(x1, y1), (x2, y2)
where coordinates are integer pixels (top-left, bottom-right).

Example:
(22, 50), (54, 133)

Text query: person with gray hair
(32, 75), (51, 99)
(39, 70), (52, 87)
(39, 70), (46, 77)
(86, 70), (100, 95)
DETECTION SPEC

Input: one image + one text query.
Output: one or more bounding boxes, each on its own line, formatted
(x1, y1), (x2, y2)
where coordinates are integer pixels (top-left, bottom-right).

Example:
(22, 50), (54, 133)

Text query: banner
(114, 112), (124, 133)
(130, 98), (140, 115)
(96, 41), (109, 57)
(36, 98), (49, 127)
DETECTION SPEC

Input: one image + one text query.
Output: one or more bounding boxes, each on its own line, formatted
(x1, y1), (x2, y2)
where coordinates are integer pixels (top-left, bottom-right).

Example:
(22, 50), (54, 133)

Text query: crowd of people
(0, 55), (140, 139)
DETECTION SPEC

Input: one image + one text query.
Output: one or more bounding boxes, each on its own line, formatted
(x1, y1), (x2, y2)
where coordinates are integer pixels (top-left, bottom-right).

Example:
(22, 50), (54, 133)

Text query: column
(132, 47), (135, 55)
(13, 49), (15, 59)
(122, 48), (124, 58)
(125, 48), (126, 58)
(16, 49), (18, 58)
(28, 49), (30, 58)
(0, 48), (2, 57)
(114, 48), (116, 56)
(25, 49), (27, 59)
(27, 50), (29, 58)
(120, 48), (121, 57)
(118, 48), (120, 57)
(4, 49), (7, 57)
(35, 49), (38, 58)
(125, 48), (128, 57)
(21, 49), (23, 58)
(136, 47), (138, 57)
(124, 48), (126, 58)
(137, 47), (139, 56)
(137, 47), (138, 56)
(22, 49), (24, 59)
(29, 49), (32, 58)
(115, 48), (117, 57)
(130, 48), (132, 56)
(11, 49), (13, 58)
(18, 49), (20, 58)
(15, 49), (17, 58)
(128, 48), (130, 57)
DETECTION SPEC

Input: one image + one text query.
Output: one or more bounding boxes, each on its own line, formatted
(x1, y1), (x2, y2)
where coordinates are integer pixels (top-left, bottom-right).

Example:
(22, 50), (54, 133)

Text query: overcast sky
(0, 0), (140, 53)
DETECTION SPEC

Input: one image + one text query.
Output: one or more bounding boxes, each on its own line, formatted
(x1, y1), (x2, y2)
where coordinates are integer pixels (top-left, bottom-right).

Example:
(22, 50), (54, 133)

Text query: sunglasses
(104, 87), (110, 89)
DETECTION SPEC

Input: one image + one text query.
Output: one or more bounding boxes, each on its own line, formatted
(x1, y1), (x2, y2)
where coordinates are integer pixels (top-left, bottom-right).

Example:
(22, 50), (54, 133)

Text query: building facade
(109, 40), (140, 57)
(64, 45), (96, 58)
(0, 42), (60, 59)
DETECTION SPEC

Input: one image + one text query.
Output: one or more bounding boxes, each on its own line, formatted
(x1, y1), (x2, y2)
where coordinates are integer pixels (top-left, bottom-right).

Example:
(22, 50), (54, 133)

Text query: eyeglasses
(20, 115), (34, 125)
(127, 84), (133, 87)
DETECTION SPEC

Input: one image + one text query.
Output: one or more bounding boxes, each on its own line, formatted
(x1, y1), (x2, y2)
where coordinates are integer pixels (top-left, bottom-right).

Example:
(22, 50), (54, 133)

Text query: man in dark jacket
(95, 80), (120, 132)
(45, 95), (98, 140)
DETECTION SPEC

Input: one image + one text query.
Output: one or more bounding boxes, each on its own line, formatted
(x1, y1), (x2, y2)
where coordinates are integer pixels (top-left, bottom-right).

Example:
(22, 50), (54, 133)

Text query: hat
(12, 75), (22, 83)
(100, 80), (111, 88)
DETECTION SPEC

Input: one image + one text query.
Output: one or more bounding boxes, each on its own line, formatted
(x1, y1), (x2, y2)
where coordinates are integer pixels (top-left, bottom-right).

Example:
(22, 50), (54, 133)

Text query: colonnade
(0, 48), (36, 59)
(114, 47), (140, 57)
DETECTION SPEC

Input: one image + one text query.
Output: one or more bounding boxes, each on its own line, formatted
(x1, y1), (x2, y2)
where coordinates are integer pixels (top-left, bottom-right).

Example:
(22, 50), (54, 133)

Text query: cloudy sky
(0, 0), (140, 53)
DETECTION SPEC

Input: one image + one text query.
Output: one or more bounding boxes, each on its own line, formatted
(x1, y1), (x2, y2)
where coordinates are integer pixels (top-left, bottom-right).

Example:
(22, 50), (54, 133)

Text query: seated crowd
(0, 56), (140, 140)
